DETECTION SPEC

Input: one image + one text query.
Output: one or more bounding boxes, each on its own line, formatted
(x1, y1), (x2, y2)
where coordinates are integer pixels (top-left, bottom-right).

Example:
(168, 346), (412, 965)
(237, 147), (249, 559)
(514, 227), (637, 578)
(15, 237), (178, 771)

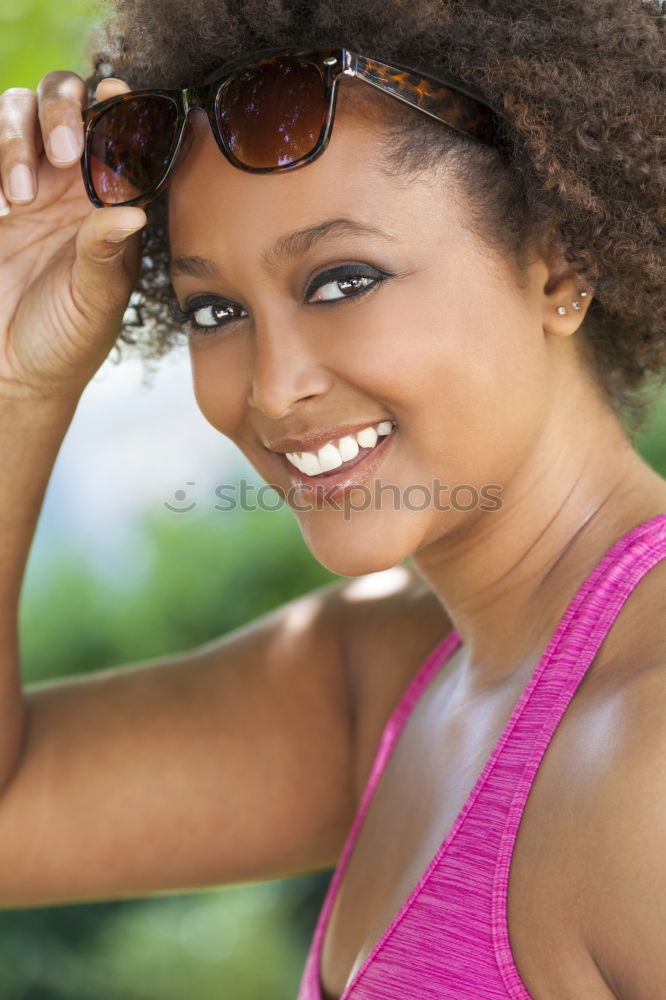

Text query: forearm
(0, 389), (81, 793)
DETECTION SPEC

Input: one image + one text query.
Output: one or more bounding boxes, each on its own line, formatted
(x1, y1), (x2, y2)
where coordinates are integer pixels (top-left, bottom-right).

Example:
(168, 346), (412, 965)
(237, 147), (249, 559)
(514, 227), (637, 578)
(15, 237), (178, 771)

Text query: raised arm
(0, 70), (357, 909)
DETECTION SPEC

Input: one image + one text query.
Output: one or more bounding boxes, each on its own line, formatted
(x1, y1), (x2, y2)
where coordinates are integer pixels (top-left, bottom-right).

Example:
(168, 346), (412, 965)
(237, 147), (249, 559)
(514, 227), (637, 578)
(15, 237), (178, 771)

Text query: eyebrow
(169, 217), (397, 280)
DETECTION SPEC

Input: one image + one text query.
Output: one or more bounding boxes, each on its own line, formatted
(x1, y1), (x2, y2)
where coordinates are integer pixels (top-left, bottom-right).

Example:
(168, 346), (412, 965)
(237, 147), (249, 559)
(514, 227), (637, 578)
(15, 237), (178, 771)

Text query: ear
(539, 239), (594, 338)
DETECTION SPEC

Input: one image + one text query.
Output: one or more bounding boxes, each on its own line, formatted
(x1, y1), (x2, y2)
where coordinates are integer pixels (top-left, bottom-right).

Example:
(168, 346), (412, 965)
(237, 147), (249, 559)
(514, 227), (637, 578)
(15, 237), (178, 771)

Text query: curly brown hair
(81, 0), (665, 428)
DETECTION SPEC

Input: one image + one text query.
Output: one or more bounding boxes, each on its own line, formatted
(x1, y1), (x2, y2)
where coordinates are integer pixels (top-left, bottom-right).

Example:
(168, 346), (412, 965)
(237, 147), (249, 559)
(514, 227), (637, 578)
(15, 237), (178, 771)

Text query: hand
(0, 71), (148, 401)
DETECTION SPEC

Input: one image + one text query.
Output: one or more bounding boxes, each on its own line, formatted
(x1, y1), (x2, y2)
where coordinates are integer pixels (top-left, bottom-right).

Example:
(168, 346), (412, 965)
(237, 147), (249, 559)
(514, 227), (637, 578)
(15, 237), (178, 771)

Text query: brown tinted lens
(216, 58), (327, 168)
(89, 95), (179, 204)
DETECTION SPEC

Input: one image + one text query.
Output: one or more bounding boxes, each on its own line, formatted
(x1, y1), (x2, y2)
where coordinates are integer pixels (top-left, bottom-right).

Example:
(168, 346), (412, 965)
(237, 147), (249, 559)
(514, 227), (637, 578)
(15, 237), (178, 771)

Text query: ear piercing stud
(557, 290), (590, 316)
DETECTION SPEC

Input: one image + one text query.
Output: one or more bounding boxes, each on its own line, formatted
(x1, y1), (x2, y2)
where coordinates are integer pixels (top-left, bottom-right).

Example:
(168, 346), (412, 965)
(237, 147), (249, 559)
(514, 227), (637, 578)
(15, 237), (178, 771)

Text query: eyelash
(170, 264), (392, 337)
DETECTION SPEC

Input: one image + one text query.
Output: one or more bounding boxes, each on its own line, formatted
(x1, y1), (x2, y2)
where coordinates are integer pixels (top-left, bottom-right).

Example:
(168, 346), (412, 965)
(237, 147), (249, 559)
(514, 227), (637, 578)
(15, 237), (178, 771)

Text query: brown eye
(170, 297), (247, 335)
(309, 275), (375, 302)
(190, 302), (240, 327)
(306, 264), (390, 303)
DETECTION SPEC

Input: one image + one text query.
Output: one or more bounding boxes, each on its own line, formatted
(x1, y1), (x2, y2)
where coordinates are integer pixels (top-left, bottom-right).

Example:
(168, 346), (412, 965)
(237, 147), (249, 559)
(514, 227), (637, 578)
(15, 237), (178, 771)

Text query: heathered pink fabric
(297, 512), (666, 1000)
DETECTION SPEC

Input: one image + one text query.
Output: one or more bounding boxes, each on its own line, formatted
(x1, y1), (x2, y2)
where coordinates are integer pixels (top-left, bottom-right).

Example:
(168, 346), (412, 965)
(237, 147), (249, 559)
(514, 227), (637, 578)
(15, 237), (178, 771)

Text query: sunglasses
(80, 46), (502, 209)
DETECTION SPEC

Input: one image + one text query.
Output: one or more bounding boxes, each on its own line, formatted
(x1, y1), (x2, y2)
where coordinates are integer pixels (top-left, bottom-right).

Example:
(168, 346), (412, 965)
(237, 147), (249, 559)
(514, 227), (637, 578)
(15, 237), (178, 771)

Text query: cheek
(357, 271), (552, 477)
(352, 269), (543, 401)
(188, 336), (252, 440)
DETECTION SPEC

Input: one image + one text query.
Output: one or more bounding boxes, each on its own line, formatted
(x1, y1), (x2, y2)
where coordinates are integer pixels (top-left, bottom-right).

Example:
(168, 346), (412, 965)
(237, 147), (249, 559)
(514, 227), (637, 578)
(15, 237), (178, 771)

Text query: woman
(0, 0), (664, 997)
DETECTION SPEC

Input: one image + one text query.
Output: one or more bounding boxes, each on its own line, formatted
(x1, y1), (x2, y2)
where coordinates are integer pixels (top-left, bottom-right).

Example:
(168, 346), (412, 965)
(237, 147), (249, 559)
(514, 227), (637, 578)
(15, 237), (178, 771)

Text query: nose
(247, 320), (334, 419)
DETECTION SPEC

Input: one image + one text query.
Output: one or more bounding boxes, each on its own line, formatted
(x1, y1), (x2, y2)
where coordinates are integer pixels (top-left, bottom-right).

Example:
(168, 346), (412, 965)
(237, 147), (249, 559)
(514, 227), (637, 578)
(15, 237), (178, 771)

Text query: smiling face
(167, 78), (588, 577)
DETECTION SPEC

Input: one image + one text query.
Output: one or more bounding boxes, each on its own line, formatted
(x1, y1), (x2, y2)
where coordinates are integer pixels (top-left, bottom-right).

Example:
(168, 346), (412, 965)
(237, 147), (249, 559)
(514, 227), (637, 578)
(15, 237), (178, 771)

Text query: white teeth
(284, 419), (395, 475)
(318, 442), (344, 472)
(301, 452), (323, 476)
(285, 452), (307, 473)
(356, 426), (378, 448)
(338, 435), (360, 462)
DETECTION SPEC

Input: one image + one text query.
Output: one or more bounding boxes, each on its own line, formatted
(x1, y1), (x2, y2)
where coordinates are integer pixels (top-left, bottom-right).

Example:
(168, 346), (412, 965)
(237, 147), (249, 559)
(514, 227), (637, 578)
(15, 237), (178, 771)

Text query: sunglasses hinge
(182, 85), (212, 112)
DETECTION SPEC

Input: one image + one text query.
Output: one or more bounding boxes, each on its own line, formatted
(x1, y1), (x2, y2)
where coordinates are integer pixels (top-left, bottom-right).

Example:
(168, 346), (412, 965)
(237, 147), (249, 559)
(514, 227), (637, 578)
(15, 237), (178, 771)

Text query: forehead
(166, 79), (464, 264)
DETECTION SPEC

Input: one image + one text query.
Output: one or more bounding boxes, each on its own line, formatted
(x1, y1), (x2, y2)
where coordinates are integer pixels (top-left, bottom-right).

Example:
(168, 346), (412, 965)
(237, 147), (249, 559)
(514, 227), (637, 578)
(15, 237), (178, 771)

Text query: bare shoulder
(330, 560), (453, 798)
(577, 558), (666, 1000)
(332, 559), (453, 704)
(582, 665), (666, 1000)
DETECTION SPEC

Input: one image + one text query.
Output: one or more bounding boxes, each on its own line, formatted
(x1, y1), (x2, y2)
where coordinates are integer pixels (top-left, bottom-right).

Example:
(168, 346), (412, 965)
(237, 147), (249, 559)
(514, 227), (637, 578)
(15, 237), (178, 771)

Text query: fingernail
(0, 188), (10, 216)
(8, 164), (34, 202)
(48, 125), (81, 163)
(106, 228), (141, 243)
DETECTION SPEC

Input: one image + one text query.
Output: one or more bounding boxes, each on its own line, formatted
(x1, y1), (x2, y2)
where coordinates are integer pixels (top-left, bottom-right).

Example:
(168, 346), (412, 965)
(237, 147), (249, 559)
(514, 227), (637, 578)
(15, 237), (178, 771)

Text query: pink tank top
(296, 512), (666, 1000)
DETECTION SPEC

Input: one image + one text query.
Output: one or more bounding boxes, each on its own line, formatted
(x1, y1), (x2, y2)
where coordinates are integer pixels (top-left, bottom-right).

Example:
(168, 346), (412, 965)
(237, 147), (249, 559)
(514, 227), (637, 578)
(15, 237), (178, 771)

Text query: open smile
(277, 423), (398, 502)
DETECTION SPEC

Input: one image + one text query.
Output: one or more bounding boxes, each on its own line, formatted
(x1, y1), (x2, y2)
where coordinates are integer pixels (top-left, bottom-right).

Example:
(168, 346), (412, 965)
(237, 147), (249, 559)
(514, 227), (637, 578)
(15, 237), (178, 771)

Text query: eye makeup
(171, 262), (394, 335)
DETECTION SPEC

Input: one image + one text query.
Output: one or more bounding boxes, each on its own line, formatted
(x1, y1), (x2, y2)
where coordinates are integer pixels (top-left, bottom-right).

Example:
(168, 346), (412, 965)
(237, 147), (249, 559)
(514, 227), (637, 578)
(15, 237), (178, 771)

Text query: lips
(276, 423), (397, 502)
(266, 419), (393, 457)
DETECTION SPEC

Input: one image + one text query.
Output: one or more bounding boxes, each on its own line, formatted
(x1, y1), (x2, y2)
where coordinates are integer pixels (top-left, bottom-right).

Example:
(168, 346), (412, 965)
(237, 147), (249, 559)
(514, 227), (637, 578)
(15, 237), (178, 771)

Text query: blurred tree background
(1, 1), (665, 998)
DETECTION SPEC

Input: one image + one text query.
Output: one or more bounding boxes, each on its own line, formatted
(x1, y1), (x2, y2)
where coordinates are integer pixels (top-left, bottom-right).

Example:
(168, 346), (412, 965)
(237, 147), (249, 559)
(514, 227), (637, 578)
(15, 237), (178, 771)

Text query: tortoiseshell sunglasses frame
(80, 46), (503, 209)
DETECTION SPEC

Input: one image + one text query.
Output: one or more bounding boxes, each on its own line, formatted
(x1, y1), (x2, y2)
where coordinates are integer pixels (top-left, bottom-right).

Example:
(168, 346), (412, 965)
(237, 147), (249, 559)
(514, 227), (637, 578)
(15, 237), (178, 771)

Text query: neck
(410, 398), (666, 687)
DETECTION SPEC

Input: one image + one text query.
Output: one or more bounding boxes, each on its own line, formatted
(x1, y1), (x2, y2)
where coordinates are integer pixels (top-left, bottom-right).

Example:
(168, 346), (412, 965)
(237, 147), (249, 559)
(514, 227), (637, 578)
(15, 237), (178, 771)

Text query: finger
(36, 70), (88, 168)
(0, 88), (39, 206)
(95, 78), (132, 102)
(0, 75), (134, 214)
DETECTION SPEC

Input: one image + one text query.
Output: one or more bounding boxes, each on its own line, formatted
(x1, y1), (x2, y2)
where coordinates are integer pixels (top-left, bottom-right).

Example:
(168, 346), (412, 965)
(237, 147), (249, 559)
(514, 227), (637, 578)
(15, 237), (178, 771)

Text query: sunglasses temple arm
(344, 52), (499, 143)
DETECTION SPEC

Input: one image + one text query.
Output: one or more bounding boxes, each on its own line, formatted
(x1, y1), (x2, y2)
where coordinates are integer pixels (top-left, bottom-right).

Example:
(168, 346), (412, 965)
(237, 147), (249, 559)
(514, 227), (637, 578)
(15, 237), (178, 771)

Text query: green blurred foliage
(632, 390), (666, 478)
(20, 505), (340, 682)
(0, 0), (102, 89)
(0, 875), (331, 1000)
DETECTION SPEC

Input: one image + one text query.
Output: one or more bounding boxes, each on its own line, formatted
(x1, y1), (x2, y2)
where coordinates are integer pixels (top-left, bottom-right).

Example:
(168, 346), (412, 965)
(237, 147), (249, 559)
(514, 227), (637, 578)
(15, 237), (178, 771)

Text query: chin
(294, 507), (429, 578)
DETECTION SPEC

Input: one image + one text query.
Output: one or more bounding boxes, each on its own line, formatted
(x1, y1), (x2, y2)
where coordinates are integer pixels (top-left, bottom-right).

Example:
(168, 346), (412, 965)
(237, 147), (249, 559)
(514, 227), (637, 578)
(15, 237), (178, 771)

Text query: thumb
(72, 205), (147, 309)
